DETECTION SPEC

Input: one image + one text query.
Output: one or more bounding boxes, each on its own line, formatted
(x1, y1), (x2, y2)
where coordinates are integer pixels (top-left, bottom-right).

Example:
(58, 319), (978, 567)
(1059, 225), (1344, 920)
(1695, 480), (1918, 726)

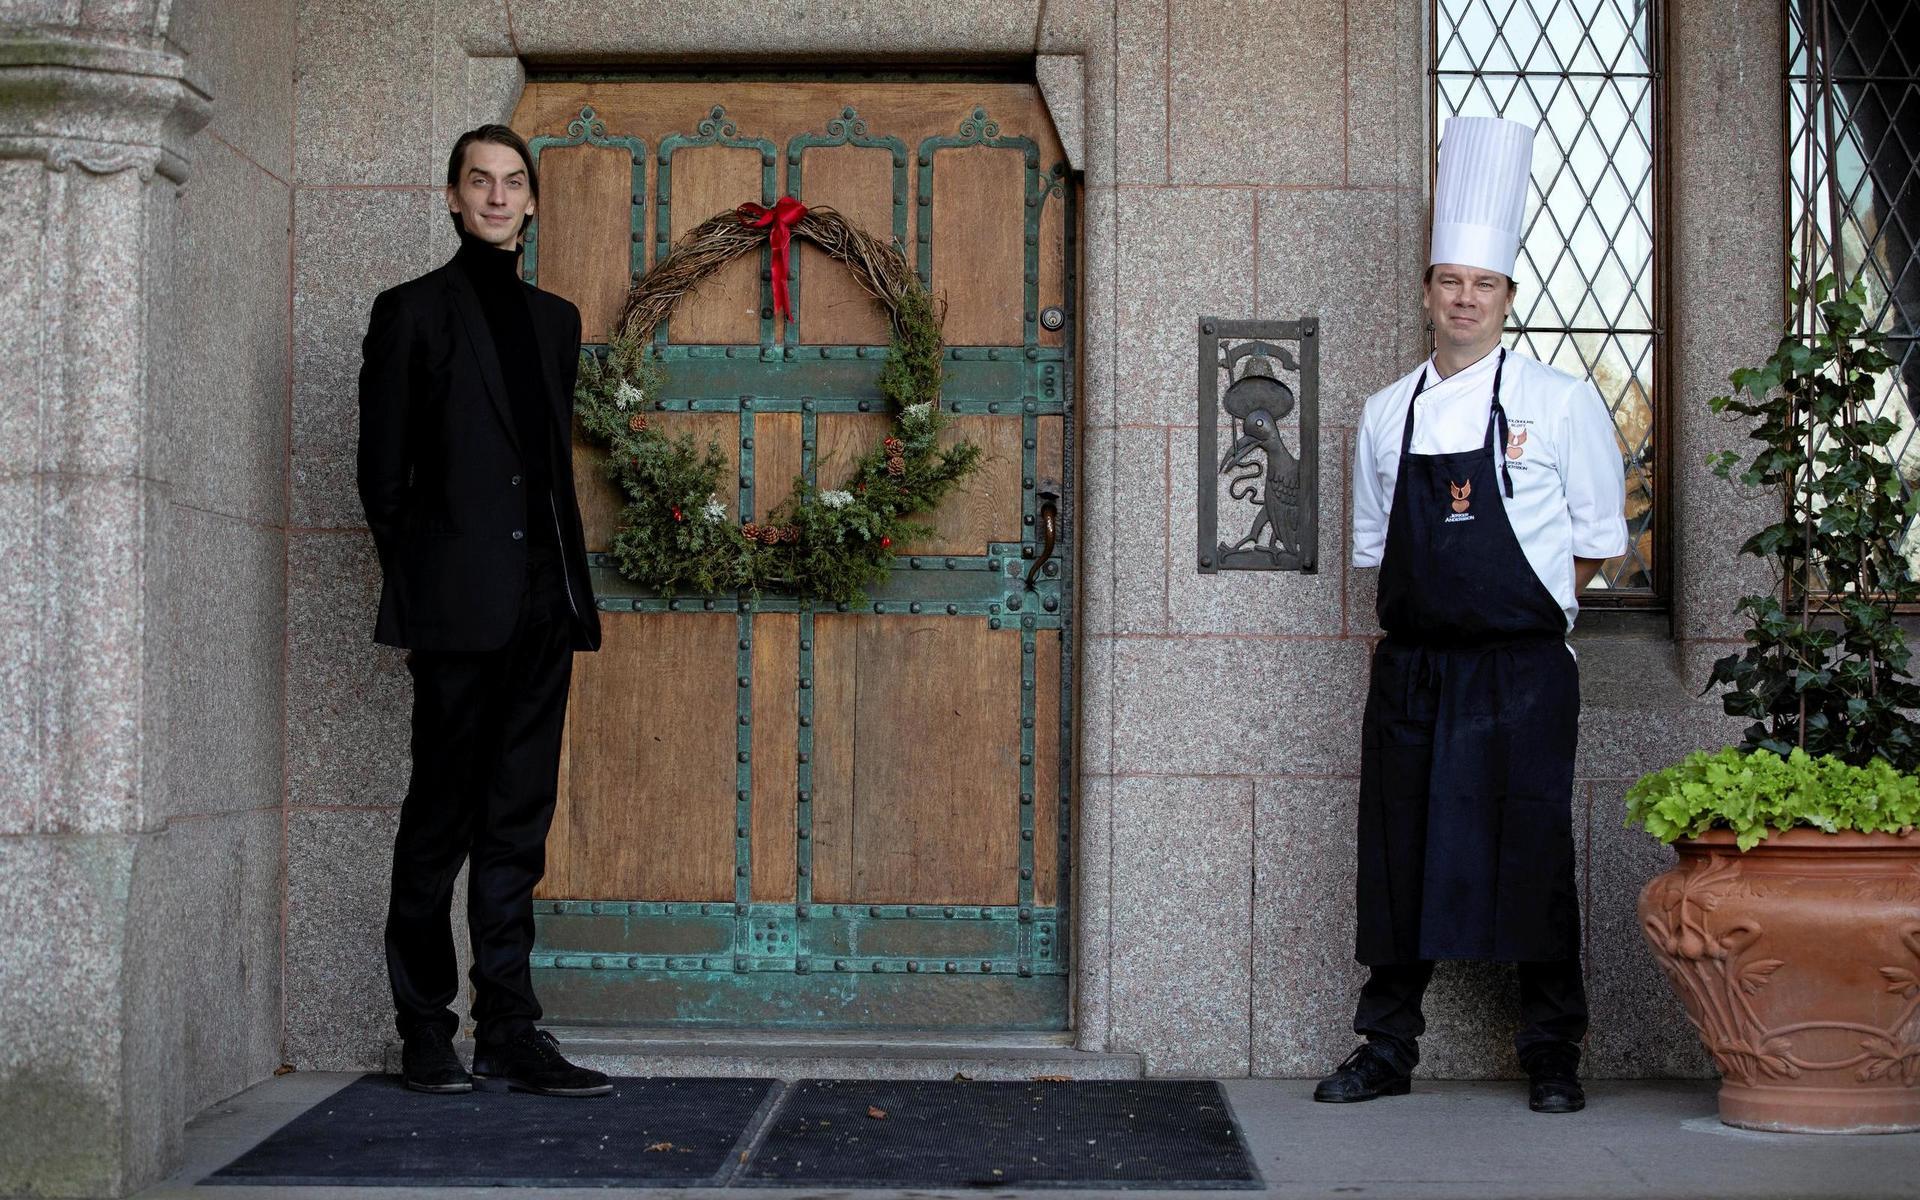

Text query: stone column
(0, 25), (210, 1199)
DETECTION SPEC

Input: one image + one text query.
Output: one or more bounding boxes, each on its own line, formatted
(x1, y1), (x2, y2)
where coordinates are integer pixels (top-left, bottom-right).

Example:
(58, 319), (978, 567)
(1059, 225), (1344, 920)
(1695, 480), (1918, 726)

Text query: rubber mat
(735, 1078), (1262, 1189)
(203, 1074), (777, 1188)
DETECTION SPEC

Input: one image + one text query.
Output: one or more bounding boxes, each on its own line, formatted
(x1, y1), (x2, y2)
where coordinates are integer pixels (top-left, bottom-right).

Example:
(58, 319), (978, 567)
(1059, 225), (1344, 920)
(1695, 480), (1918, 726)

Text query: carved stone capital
(0, 33), (211, 183)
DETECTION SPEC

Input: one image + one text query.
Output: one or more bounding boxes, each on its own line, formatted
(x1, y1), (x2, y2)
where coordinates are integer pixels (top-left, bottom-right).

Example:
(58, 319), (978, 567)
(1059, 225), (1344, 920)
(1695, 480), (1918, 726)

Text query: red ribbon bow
(737, 196), (809, 322)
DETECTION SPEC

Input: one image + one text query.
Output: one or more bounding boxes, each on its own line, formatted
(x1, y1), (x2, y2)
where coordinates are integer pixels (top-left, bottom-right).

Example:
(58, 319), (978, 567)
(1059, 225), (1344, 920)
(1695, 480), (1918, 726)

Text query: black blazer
(356, 260), (602, 653)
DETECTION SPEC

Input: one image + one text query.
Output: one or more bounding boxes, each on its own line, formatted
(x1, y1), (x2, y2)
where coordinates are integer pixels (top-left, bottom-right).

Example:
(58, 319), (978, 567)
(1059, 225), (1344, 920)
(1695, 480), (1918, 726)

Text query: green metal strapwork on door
(525, 96), (1075, 1028)
(521, 106), (646, 288)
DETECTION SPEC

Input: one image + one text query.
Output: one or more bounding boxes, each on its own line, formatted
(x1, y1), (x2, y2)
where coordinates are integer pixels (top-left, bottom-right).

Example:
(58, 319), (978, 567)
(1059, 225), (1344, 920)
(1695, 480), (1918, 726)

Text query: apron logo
(1446, 479), (1475, 523)
(1506, 429), (1527, 460)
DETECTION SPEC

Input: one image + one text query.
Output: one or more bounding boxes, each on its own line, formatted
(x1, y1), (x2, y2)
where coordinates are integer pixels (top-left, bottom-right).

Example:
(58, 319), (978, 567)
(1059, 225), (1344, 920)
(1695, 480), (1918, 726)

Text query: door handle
(1024, 479), (1061, 592)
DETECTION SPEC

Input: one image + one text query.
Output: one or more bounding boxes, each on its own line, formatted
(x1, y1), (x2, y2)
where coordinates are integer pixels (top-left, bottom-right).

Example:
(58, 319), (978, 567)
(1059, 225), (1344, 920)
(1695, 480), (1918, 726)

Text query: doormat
(734, 1078), (1262, 1190)
(203, 1075), (777, 1188)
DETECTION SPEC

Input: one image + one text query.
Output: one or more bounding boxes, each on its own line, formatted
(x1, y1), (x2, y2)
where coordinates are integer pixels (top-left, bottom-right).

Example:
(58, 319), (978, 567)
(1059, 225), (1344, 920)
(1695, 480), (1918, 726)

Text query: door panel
(514, 79), (1075, 1028)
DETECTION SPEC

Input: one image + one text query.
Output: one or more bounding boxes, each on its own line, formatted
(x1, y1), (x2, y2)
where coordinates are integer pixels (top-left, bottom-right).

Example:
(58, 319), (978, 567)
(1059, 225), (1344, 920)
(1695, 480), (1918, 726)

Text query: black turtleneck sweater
(454, 229), (556, 548)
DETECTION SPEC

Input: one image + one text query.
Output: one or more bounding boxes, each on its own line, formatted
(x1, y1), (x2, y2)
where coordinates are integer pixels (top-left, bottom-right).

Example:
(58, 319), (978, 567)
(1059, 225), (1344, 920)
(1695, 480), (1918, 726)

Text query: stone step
(417, 1028), (1144, 1081)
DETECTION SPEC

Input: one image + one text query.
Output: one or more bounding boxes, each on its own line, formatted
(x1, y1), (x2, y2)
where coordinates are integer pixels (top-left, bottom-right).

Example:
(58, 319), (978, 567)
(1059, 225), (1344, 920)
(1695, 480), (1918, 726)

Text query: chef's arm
(1574, 556), (1606, 591)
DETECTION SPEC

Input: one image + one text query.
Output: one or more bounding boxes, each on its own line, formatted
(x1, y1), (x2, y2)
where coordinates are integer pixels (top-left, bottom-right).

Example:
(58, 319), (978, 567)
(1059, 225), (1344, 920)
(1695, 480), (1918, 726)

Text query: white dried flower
(615, 380), (645, 410)
(703, 498), (727, 522)
(903, 401), (933, 425)
(818, 489), (854, 509)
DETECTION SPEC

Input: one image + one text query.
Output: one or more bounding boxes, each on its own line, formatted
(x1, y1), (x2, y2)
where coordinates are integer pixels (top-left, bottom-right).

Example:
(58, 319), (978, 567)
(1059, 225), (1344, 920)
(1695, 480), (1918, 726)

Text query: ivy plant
(1702, 276), (1920, 773)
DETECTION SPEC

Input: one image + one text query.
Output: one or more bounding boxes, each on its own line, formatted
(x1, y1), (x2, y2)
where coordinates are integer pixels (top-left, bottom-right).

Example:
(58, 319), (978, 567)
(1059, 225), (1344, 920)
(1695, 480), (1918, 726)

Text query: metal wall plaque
(1197, 317), (1319, 573)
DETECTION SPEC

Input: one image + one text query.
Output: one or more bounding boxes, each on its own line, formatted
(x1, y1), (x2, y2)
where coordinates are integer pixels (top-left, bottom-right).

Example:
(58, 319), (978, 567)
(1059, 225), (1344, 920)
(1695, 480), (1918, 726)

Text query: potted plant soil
(1627, 278), (1920, 1134)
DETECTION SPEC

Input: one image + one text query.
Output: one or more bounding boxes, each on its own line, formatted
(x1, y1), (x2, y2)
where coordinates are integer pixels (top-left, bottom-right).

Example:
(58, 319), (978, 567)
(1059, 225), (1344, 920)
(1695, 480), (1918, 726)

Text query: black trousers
(1353, 959), (1589, 1074)
(385, 545), (573, 1047)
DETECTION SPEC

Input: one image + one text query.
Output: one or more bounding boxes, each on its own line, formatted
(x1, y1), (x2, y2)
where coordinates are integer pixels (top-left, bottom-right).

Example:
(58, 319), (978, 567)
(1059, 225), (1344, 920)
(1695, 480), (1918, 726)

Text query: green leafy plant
(1701, 277), (1920, 771)
(1627, 747), (1920, 850)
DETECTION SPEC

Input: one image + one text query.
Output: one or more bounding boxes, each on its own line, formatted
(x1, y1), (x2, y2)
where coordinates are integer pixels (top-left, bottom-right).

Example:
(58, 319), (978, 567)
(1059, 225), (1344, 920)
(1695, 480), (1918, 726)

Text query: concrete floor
(148, 1071), (1920, 1200)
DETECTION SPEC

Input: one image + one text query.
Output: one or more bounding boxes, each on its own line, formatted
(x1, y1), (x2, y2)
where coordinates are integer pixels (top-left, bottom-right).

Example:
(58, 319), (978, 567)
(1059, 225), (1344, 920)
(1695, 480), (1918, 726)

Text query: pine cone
(780, 526), (800, 544)
(883, 437), (904, 455)
(886, 454), (906, 477)
(741, 521), (759, 541)
(628, 414), (649, 433)
(760, 526), (784, 546)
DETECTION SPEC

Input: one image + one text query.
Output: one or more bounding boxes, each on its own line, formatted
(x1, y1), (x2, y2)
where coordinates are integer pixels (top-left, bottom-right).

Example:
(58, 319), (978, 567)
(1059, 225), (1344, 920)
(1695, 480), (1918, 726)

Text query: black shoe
(1526, 1048), (1586, 1114)
(1313, 1044), (1412, 1103)
(471, 1029), (612, 1097)
(399, 1027), (473, 1094)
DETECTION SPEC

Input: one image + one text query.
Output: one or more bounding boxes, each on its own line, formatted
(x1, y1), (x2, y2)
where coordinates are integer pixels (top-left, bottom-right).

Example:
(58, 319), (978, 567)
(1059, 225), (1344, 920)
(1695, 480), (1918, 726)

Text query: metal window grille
(1785, 0), (1920, 569)
(1431, 0), (1664, 598)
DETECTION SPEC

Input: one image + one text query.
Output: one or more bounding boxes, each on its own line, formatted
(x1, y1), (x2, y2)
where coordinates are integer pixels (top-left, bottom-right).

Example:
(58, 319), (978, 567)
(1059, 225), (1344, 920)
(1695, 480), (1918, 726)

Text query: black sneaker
(1312, 1044), (1412, 1103)
(399, 1026), (472, 1094)
(471, 1029), (612, 1097)
(1525, 1047), (1586, 1114)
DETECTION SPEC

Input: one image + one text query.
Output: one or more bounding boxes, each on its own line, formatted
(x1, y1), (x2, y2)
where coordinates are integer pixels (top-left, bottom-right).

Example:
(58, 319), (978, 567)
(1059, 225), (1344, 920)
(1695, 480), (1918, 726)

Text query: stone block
(1078, 634), (1117, 777)
(1575, 694), (1741, 782)
(1078, 424), (1120, 638)
(0, 476), (39, 833)
(1114, 187), (1256, 427)
(1168, 0), (1345, 186)
(0, 833), (140, 1196)
(36, 474), (150, 833)
(1113, 0), (1167, 183)
(44, 167), (150, 476)
(169, 133), (291, 523)
(1255, 189), (1413, 430)
(1345, 0), (1425, 188)
(1170, 427), (1344, 635)
(1413, 959), (1526, 1078)
(285, 806), (399, 1069)
(161, 504), (284, 820)
(0, 161), (49, 474)
(1105, 426), (1169, 633)
(291, 186), (443, 527)
(1668, 0), (1783, 643)
(1111, 635), (1370, 776)
(159, 810), (286, 1114)
(1077, 186), (1118, 426)
(1035, 55), (1085, 173)
(171, 0), (294, 176)
(436, 54), (526, 152)
(294, 0), (438, 184)
(1110, 775), (1252, 1075)
(1252, 776), (1368, 1076)
(1582, 781), (1716, 1078)
(286, 530), (410, 809)
(1071, 772), (1115, 1052)
(507, 0), (1038, 58)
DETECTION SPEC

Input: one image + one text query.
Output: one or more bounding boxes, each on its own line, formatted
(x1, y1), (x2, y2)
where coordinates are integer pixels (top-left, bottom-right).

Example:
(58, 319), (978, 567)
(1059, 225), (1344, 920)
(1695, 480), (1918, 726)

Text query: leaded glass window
(1786, 0), (1920, 565)
(1432, 0), (1661, 595)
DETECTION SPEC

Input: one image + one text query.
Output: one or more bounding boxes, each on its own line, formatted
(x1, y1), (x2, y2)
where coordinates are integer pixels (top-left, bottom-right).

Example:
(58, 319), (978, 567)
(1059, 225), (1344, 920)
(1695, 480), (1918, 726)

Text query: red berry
(880, 535), (892, 548)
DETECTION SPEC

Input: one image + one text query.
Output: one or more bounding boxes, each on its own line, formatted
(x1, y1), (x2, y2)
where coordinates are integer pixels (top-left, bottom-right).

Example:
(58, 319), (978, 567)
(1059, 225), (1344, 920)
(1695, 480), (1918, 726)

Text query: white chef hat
(1430, 116), (1536, 278)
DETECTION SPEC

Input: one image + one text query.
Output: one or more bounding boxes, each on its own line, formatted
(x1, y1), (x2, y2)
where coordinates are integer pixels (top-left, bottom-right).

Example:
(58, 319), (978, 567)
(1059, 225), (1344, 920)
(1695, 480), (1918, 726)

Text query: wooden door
(512, 80), (1076, 1029)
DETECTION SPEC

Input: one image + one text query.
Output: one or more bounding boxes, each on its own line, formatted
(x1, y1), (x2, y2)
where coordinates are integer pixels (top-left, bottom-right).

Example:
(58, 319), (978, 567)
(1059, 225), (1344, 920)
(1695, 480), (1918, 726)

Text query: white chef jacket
(1351, 348), (1630, 631)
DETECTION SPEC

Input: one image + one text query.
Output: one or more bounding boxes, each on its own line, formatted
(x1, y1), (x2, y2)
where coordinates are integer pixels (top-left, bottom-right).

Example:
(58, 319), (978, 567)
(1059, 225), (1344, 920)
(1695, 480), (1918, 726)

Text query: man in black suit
(357, 124), (607, 1097)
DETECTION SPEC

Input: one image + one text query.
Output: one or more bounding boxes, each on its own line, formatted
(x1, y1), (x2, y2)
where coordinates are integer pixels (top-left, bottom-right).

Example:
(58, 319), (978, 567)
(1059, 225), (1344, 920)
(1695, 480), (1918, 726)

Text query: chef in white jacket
(1314, 116), (1628, 1115)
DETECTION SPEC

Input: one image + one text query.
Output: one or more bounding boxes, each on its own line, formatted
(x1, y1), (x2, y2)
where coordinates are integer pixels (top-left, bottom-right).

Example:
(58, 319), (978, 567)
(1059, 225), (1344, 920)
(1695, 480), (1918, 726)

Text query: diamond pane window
(1786, 0), (1920, 569)
(1433, 0), (1661, 594)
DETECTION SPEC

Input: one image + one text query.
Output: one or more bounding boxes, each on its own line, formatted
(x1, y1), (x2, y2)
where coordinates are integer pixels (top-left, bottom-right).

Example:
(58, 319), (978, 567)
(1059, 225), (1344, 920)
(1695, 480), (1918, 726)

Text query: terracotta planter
(1638, 828), (1920, 1134)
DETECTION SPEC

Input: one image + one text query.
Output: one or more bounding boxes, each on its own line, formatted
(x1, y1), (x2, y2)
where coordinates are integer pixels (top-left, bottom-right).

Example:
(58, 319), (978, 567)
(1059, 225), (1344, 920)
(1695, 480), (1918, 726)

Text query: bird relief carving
(1218, 350), (1305, 565)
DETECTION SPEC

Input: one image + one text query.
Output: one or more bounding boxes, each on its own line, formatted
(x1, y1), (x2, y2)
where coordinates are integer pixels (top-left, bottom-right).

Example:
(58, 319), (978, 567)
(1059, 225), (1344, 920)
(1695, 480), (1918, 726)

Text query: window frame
(1426, 0), (1672, 610)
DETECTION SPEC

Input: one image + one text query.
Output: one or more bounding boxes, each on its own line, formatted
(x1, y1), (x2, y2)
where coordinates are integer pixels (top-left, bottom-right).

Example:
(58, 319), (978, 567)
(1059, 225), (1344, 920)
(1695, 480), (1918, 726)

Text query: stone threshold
(386, 1027), (1142, 1081)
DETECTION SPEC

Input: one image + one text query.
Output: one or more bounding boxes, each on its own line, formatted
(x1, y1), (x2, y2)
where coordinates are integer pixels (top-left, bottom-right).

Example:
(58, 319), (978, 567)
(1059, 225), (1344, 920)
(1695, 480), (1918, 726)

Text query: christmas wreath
(573, 199), (981, 604)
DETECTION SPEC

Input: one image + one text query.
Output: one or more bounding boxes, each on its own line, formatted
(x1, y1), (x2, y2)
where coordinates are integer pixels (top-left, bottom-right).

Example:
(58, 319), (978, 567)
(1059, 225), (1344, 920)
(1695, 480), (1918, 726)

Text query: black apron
(1356, 351), (1582, 965)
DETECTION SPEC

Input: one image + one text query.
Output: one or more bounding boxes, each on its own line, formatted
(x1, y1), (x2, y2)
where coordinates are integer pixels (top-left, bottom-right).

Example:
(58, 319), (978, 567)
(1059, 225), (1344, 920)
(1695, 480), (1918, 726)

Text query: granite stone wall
(0, 1), (291, 1195)
(269, 0), (1774, 1086)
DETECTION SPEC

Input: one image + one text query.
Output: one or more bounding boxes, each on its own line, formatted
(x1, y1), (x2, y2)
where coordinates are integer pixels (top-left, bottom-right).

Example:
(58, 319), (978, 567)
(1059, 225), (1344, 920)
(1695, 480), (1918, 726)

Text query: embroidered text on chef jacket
(1351, 347), (1629, 631)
